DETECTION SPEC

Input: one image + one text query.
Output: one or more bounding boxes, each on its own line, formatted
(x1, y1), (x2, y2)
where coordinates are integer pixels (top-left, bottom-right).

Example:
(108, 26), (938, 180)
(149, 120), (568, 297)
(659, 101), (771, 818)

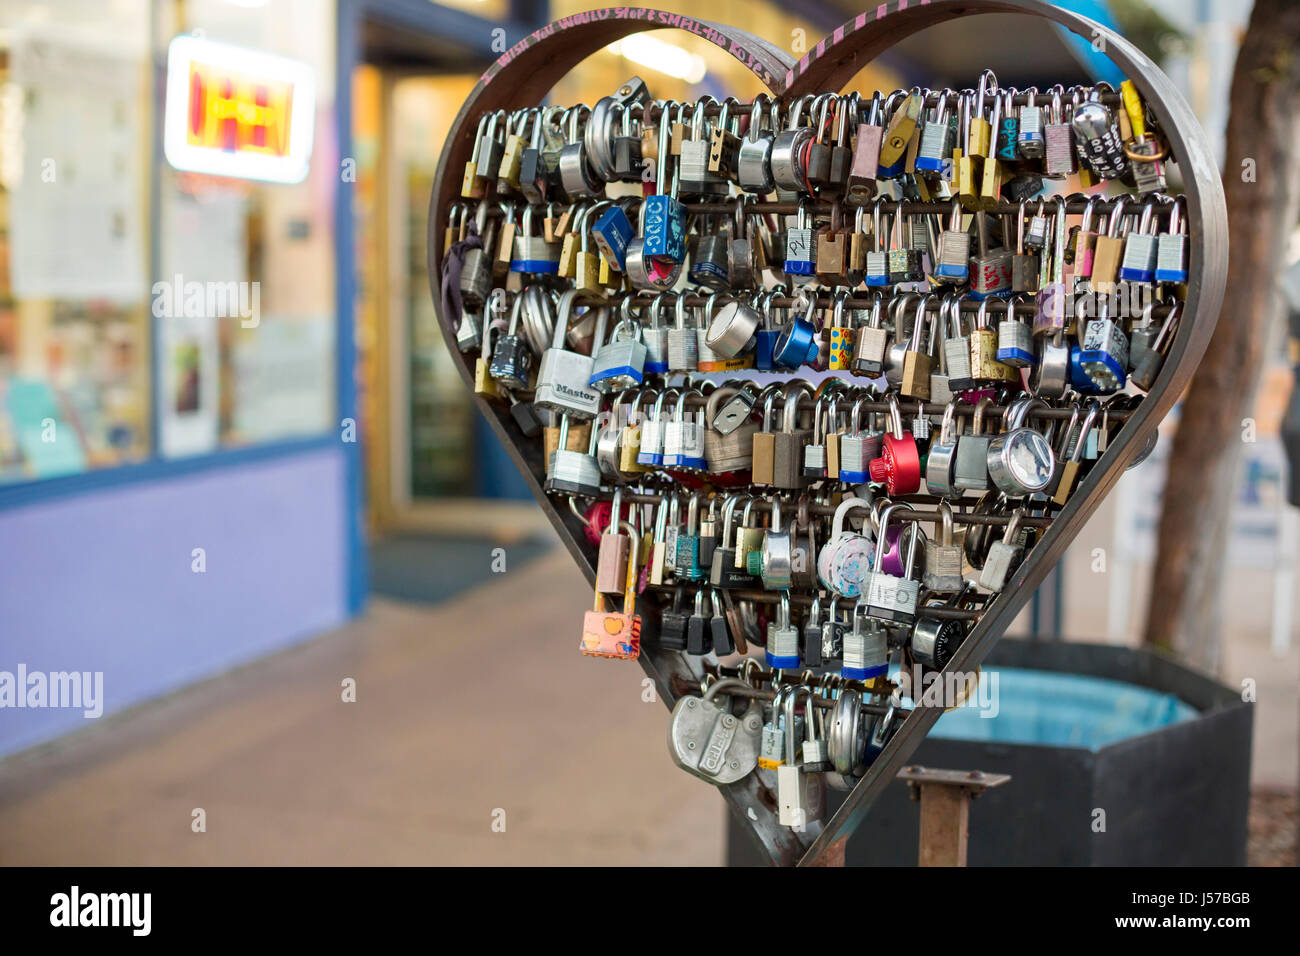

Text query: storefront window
(154, 0), (338, 458)
(0, 0), (340, 485)
(0, 1), (153, 480)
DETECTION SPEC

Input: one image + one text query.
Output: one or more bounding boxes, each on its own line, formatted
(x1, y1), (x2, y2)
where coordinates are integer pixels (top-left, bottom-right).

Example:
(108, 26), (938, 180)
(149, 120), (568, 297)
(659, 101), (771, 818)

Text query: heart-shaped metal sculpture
(427, 1), (1228, 866)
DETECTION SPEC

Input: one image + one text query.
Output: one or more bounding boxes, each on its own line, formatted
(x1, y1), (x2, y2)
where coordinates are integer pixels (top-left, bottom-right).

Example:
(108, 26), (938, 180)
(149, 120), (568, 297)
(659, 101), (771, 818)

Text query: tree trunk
(1143, 0), (1300, 671)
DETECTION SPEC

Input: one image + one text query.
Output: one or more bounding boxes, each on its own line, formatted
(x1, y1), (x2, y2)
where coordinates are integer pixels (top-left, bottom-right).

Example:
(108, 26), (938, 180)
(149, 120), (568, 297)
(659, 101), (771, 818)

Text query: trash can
(727, 639), (1253, 866)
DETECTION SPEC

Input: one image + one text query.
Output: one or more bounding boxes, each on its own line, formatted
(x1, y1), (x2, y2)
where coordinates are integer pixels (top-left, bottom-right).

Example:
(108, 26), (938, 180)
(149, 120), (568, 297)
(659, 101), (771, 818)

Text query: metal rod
(612, 491), (1059, 530)
(651, 584), (985, 619)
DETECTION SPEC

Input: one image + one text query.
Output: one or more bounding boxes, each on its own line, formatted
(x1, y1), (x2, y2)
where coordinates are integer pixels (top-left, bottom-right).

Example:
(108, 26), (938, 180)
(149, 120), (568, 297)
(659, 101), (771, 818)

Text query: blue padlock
(591, 203), (634, 271)
(771, 290), (820, 369)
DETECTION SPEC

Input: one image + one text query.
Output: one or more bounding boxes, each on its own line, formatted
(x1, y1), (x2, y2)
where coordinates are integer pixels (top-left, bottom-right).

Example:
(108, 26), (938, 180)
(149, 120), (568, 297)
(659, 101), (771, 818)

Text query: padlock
(589, 314), (647, 392)
(642, 101), (687, 264)
(979, 508), (1026, 592)
(863, 199), (891, 287)
(916, 89), (955, 175)
(751, 498), (793, 590)
(1121, 80), (1167, 195)
(879, 89), (924, 179)
(1077, 294), (1129, 391)
(843, 600), (890, 680)
(953, 396), (993, 492)
(704, 386), (758, 475)
(772, 384), (814, 489)
(533, 289), (604, 419)
(923, 500), (966, 592)
(676, 493), (705, 583)
(865, 504), (921, 624)
(911, 608), (967, 671)
(805, 93), (836, 186)
(707, 96), (743, 183)
(1131, 302), (1181, 392)
(737, 93), (779, 194)
(848, 91), (886, 203)
(852, 293), (889, 376)
(987, 397), (1056, 496)
(678, 96), (728, 196)
(868, 394), (922, 496)
(666, 292), (699, 373)
(784, 200), (817, 279)
(750, 387), (780, 486)
(1043, 87), (1077, 179)
(668, 678), (763, 784)
(899, 295), (935, 400)
(636, 389), (672, 468)
(773, 289), (820, 370)
(1053, 401), (1101, 505)
(766, 591), (802, 670)
(758, 686), (790, 770)
(771, 94), (817, 192)
(925, 398), (963, 496)
(1017, 87), (1045, 159)
(509, 205), (561, 275)
(1155, 195), (1188, 284)
(487, 290), (535, 390)
(887, 207), (924, 284)
(816, 201), (848, 280)
(837, 398), (873, 486)
(970, 210), (1013, 299)
(458, 200), (496, 308)
(710, 496), (754, 589)
(558, 105), (605, 199)
(778, 688), (826, 829)
(997, 295), (1035, 368)
(581, 519), (641, 659)
(1072, 91), (1128, 181)
(934, 198), (970, 284)
(547, 414), (603, 497)
(595, 488), (631, 594)
(1118, 196), (1159, 285)
(819, 496), (876, 598)
(967, 70), (996, 160)
(994, 87), (1019, 163)
(942, 297), (975, 392)
(970, 297), (1014, 383)
(639, 294), (670, 376)
(1010, 200), (1039, 293)
(662, 389), (707, 472)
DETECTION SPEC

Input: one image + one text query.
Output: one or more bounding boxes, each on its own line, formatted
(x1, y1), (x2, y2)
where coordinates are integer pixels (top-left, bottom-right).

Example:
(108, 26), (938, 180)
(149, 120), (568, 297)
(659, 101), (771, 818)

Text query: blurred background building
(0, 0), (1293, 865)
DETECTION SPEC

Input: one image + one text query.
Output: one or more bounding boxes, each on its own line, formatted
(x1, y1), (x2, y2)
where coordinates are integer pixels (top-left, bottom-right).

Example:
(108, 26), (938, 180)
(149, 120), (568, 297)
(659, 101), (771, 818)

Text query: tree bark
(1143, 0), (1300, 671)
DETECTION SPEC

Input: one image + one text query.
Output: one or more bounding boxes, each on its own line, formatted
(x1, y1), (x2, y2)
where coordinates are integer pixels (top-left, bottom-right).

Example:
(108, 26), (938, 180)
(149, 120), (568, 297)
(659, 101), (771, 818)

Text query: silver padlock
(668, 678), (764, 785)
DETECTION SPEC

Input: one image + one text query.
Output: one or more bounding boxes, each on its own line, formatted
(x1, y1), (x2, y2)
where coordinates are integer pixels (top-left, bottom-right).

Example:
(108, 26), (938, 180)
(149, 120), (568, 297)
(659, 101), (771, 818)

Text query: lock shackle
(1152, 300), (1181, 350)
(1009, 396), (1048, 432)
(784, 682), (810, 759)
(788, 93), (816, 128)
(1105, 195), (1128, 237)
(871, 198), (885, 254)
(794, 286), (821, 332)
(758, 384), (781, 430)
(938, 397), (961, 445)
(553, 289), (582, 350)
(1069, 402), (1101, 464)
(972, 395), (992, 436)
(813, 92), (836, 144)
(655, 99), (678, 194)
(781, 381), (813, 433)
(607, 487), (625, 535)
(674, 387), (700, 423)
(910, 294), (936, 350)
(831, 287), (850, 329)
(719, 494), (743, 543)
(673, 291), (692, 330)
(890, 290), (917, 338)
(702, 677), (750, 705)
(832, 495), (873, 540)
(1166, 194), (1186, 235)
(976, 296), (993, 332)
(937, 499), (956, 547)
(886, 393), (907, 439)
(1137, 195), (1158, 234)
(746, 93), (770, 143)
(769, 497), (783, 533)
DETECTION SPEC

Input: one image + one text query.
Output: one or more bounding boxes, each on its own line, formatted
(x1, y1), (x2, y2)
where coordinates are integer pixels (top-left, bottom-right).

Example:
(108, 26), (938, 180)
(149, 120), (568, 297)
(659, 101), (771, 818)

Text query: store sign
(163, 35), (315, 183)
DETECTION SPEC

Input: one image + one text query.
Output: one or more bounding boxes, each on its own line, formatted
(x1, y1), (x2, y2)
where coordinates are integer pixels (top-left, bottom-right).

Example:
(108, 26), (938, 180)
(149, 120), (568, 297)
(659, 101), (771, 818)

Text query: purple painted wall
(0, 448), (348, 756)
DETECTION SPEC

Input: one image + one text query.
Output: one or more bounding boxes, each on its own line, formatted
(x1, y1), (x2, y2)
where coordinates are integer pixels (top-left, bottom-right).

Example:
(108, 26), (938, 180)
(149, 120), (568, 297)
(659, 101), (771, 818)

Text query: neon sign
(163, 35), (315, 183)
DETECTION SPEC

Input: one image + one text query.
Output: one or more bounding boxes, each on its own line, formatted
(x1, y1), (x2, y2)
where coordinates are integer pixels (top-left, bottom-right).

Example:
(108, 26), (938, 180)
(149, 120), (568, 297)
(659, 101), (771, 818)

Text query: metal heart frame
(426, 2), (1228, 866)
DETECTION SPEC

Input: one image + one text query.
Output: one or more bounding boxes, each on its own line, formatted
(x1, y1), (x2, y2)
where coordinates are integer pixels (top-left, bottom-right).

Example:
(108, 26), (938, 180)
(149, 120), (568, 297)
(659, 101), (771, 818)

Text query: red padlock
(868, 394), (921, 495)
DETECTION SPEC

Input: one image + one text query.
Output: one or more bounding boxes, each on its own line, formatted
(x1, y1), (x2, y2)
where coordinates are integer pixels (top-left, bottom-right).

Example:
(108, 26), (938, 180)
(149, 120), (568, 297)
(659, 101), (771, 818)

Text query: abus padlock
(668, 678), (763, 785)
(533, 289), (604, 420)
(868, 394), (922, 495)
(865, 504), (921, 624)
